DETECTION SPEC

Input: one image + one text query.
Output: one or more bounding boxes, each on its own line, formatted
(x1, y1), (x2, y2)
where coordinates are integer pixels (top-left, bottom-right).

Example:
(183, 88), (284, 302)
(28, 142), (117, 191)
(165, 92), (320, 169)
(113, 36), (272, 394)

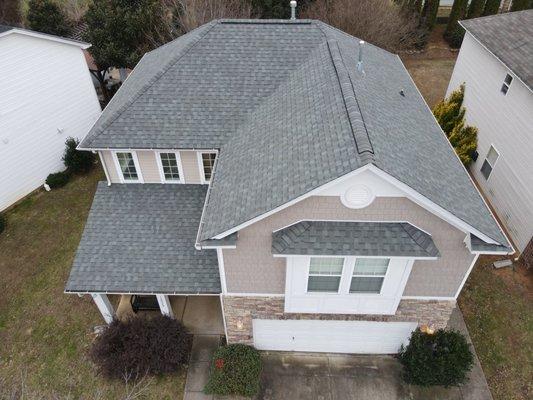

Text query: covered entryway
(252, 319), (417, 354)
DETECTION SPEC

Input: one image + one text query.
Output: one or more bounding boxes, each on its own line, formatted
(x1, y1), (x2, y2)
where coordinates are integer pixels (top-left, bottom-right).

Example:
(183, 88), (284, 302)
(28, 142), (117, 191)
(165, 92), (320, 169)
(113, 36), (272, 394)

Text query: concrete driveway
(257, 309), (492, 400)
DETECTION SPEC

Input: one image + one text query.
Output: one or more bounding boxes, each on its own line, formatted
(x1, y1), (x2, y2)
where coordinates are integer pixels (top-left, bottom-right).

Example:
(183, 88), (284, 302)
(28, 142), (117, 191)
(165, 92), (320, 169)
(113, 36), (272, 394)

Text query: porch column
(91, 293), (114, 324)
(156, 294), (174, 318)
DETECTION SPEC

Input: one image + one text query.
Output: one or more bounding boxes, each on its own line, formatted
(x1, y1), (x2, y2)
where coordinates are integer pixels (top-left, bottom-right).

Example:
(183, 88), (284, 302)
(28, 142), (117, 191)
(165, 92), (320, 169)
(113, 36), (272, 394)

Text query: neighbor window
(159, 152), (181, 182)
(116, 152), (139, 181)
(480, 145), (499, 180)
(200, 152), (216, 182)
(307, 258), (344, 293)
(350, 258), (389, 294)
(501, 73), (513, 95)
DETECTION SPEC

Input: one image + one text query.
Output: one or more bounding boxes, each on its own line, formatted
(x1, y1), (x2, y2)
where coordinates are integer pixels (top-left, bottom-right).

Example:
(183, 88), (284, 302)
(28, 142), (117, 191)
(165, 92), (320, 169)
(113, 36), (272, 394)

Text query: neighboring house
(0, 25), (101, 211)
(66, 18), (511, 355)
(446, 10), (533, 257)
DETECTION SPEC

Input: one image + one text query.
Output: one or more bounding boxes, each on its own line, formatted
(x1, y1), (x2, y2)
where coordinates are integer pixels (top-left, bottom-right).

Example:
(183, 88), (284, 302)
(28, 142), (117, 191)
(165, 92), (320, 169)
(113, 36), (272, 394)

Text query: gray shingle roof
(460, 10), (533, 91)
(78, 19), (509, 248)
(65, 182), (220, 293)
(470, 234), (511, 253)
(272, 221), (440, 258)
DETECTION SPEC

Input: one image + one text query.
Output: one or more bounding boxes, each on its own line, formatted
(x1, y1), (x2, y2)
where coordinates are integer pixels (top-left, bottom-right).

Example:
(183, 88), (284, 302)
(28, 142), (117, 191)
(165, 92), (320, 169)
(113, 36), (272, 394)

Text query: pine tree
(467, 0), (486, 18)
(510, 0), (533, 11)
(433, 84), (478, 167)
(421, 0), (439, 31)
(444, 0), (468, 47)
(482, 0), (500, 15)
(27, 0), (71, 36)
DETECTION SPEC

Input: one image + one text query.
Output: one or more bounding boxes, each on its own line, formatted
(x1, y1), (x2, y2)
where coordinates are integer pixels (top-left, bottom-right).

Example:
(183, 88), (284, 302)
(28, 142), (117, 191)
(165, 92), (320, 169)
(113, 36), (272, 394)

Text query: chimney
(356, 40), (365, 73)
(290, 1), (297, 20)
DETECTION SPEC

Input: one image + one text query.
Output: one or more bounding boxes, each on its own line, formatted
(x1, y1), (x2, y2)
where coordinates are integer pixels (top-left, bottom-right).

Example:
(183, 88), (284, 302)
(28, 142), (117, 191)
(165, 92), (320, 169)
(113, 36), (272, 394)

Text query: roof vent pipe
(290, 1), (297, 20)
(356, 40), (365, 73)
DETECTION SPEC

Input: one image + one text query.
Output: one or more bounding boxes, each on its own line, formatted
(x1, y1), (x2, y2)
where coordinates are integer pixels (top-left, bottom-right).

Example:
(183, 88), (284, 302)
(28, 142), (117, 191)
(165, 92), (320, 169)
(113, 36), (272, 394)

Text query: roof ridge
(84, 20), (219, 146)
(326, 39), (374, 164)
(272, 221), (313, 254)
(400, 222), (439, 257)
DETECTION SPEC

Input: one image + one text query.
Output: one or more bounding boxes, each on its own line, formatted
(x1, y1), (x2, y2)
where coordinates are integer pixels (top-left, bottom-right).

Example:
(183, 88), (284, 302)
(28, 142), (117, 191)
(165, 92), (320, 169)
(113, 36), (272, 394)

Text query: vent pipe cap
(290, 1), (297, 20)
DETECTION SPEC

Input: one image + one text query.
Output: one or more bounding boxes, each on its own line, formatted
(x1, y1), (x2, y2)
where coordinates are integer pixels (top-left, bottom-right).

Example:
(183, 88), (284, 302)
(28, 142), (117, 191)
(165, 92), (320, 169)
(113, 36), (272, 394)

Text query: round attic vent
(341, 184), (375, 209)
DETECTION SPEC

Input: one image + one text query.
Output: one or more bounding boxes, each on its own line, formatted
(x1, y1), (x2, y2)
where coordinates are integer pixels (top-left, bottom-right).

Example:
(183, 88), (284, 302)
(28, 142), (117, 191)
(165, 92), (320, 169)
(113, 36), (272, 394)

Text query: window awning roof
(272, 221), (440, 258)
(65, 182), (220, 294)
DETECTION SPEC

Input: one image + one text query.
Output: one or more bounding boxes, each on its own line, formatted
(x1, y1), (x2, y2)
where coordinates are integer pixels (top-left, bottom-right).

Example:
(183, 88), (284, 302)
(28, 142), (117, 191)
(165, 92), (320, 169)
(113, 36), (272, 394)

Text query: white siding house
(0, 26), (101, 211)
(446, 12), (533, 253)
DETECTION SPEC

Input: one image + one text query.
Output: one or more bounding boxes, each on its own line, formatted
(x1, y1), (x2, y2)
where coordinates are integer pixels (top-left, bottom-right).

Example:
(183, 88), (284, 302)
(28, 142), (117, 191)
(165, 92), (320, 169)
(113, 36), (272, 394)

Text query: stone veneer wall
(222, 296), (456, 345)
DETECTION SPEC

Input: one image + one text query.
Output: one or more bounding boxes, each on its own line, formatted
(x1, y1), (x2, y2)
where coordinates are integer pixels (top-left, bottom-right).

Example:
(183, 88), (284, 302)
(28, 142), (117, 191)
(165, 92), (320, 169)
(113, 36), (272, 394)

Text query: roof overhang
(0, 28), (90, 49)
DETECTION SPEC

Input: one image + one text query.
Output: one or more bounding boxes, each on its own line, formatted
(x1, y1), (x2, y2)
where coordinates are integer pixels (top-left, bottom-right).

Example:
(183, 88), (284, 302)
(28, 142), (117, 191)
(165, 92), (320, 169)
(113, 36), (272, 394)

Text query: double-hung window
(199, 152), (216, 183)
(115, 152), (141, 182)
(480, 145), (499, 180)
(307, 258), (344, 293)
(501, 73), (513, 95)
(350, 258), (389, 294)
(158, 152), (182, 183)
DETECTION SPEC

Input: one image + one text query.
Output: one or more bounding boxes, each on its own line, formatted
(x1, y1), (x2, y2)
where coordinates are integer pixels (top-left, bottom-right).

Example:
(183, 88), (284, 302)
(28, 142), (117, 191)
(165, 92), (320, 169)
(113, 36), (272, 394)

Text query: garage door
(252, 319), (417, 354)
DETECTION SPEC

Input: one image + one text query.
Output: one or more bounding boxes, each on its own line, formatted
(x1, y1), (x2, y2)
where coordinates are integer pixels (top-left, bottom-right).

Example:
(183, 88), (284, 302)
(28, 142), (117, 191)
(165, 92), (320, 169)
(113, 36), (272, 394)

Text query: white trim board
(0, 28), (90, 49)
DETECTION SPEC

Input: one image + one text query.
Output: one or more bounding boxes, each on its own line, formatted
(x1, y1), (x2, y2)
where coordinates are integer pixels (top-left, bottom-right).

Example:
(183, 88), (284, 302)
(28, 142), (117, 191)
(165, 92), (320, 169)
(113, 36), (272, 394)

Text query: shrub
(90, 315), (192, 379)
(398, 328), (474, 387)
(0, 213), (6, 235)
(27, 0), (71, 37)
(45, 171), (70, 189)
(62, 137), (96, 174)
(433, 84), (465, 135)
(204, 344), (262, 397)
(448, 123), (478, 166)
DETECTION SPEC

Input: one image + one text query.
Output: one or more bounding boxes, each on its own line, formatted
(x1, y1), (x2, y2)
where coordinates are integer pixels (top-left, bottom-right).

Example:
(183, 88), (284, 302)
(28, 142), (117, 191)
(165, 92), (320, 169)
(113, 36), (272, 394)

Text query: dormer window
(114, 151), (142, 183)
(199, 152), (217, 183)
(157, 152), (183, 183)
(501, 73), (512, 95)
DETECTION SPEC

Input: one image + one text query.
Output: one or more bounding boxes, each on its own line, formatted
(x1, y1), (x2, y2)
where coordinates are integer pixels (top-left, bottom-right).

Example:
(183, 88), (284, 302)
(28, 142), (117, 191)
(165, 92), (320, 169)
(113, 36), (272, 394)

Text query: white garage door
(252, 319), (417, 354)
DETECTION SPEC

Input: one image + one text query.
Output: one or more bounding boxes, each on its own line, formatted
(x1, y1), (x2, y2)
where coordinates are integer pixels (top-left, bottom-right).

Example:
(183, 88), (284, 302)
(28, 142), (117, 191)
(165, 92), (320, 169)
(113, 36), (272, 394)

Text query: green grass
(0, 167), (186, 399)
(459, 262), (532, 400)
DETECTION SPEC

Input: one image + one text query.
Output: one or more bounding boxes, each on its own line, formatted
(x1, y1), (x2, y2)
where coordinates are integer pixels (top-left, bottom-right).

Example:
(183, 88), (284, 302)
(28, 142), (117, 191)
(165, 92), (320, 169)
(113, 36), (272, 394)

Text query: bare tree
(0, 0), (21, 25)
(163, 0), (252, 35)
(302, 0), (423, 52)
(60, 0), (91, 22)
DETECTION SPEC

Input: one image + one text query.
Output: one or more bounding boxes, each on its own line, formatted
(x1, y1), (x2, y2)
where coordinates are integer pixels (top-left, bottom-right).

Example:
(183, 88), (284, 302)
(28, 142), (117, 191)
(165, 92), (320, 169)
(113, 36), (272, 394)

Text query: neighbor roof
(460, 10), (533, 91)
(0, 24), (90, 48)
(79, 19), (509, 248)
(65, 183), (220, 294)
(272, 221), (440, 258)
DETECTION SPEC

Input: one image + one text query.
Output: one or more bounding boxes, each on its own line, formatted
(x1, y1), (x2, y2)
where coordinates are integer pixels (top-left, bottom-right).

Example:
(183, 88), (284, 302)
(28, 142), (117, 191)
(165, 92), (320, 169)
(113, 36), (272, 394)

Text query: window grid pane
(202, 153), (216, 181)
(309, 258), (344, 275)
(480, 160), (492, 179)
(160, 153), (180, 181)
(116, 152), (138, 180)
(353, 258), (389, 276)
(486, 146), (499, 166)
(350, 277), (384, 293)
(307, 257), (343, 292)
(308, 276), (341, 292)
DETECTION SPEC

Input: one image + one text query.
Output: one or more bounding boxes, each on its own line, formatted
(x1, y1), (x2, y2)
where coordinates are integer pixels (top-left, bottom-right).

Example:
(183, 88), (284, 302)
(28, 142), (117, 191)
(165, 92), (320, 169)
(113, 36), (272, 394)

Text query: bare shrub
(302, 0), (424, 52)
(90, 315), (192, 379)
(163, 0), (252, 34)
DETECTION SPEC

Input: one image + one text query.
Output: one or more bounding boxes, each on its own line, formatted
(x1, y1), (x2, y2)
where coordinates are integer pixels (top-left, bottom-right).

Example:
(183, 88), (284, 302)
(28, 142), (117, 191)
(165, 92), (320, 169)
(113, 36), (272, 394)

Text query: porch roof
(65, 182), (220, 294)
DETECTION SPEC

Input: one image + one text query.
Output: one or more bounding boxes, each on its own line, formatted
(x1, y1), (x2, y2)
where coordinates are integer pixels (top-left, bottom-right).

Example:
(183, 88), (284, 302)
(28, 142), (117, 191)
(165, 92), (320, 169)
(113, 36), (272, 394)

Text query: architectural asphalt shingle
(272, 221), (440, 258)
(78, 19), (509, 250)
(65, 183), (220, 293)
(460, 10), (533, 91)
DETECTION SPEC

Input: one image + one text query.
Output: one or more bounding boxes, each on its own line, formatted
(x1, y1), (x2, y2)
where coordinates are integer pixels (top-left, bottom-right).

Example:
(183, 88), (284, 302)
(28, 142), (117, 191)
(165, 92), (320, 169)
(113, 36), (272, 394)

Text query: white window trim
(305, 257), (345, 295)
(481, 144), (500, 181)
(155, 151), (185, 184)
(501, 73), (513, 95)
(197, 151), (217, 184)
(348, 259), (390, 295)
(304, 257), (391, 296)
(112, 151), (144, 183)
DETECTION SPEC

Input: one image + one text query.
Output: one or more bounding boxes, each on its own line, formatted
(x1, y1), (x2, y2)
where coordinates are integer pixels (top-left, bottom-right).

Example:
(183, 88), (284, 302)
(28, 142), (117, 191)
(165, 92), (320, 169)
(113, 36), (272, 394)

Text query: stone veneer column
(222, 296), (456, 345)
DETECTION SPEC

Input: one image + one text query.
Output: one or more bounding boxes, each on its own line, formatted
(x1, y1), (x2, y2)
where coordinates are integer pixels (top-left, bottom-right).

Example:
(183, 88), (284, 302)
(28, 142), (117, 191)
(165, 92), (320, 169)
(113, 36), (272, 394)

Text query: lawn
(0, 167), (186, 399)
(459, 259), (532, 400)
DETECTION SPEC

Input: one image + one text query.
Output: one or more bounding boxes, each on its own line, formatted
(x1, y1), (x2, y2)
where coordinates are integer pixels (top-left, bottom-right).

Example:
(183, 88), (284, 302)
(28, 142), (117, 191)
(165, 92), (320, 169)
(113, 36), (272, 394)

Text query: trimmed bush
(90, 315), (192, 379)
(45, 171), (70, 189)
(0, 213), (6, 235)
(204, 344), (262, 397)
(62, 137), (96, 174)
(398, 328), (474, 387)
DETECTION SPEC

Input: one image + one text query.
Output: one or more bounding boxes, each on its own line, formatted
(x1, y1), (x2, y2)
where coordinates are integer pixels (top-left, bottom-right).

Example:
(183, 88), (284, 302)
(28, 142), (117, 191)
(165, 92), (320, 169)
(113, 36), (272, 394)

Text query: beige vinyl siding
(136, 151), (161, 183)
(180, 151), (202, 184)
(100, 151), (120, 183)
(222, 196), (474, 297)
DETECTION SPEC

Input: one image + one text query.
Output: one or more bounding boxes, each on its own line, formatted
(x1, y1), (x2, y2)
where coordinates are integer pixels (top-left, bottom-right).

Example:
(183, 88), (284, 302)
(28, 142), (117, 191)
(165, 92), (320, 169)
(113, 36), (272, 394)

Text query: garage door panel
(252, 319), (417, 354)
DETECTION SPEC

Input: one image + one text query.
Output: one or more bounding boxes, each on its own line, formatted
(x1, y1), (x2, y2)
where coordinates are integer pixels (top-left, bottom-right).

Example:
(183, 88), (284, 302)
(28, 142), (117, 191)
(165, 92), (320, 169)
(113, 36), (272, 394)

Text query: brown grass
(0, 167), (186, 399)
